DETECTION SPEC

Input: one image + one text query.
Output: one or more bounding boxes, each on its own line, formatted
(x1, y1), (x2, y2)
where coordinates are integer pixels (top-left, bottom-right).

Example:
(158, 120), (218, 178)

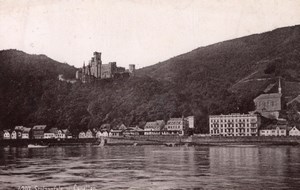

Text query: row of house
(1, 116), (195, 140)
(77, 116), (195, 139)
(209, 113), (300, 137)
(1, 125), (72, 140)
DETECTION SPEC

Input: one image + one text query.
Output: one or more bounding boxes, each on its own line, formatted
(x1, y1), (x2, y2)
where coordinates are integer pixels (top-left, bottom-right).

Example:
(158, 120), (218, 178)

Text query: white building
(57, 130), (66, 139)
(11, 131), (17, 139)
(85, 129), (94, 138)
(144, 120), (165, 135)
(22, 127), (31, 139)
(260, 125), (287, 136)
(78, 131), (86, 139)
(186, 116), (195, 128)
(209, 113), (259, 137)
(288, 126), (300, 136)
(3, 130), (10, 139)
(96, 131), (109, 138)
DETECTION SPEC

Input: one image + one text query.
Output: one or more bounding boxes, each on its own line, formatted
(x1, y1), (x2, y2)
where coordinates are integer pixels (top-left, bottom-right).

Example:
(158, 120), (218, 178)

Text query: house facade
(144, 120), (165, 135)
(78, 131), (86, 139)
(3, 130), (10, 139)
(85, 129), (94, 138)
(57, 130), (66, 139)
(22, 127), (31, 139)
(163, 118), (187, 136)
(32, 125), (47, 139)
(15, 126), (24, 139)
(109, 129), (123, 137)
(209, 113), (259, 137)
(289, 126), (300, 136)
(260, 125), (287, 136)
(11, 131), (17, 139)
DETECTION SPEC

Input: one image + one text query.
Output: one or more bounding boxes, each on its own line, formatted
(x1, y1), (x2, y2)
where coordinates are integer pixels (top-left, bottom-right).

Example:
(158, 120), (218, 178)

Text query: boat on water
(28, 144), (48, 148)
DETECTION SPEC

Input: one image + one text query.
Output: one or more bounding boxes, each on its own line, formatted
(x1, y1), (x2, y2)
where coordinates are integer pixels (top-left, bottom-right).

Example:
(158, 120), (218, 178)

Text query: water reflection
(0, 146), (299, 189)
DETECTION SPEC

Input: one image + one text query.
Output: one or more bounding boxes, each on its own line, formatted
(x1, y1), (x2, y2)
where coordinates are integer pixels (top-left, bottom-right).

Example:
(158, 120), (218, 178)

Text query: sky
(0, 0), (300, 69)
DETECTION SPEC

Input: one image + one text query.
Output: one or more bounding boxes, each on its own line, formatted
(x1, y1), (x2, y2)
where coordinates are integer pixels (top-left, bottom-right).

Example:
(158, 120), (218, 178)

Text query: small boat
(28, 144), (48, 148)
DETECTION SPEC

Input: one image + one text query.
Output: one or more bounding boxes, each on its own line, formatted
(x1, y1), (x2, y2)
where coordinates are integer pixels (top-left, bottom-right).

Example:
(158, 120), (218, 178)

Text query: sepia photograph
(0, 0), (300, 189)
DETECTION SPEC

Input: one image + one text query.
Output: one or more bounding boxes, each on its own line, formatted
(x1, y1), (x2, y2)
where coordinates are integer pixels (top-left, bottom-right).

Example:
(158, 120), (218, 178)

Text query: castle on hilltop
(76, 52), (135, 83)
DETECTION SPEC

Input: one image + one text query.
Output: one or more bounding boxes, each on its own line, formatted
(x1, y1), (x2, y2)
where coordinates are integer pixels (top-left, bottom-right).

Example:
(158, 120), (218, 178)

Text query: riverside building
(209, 113), (260, 137)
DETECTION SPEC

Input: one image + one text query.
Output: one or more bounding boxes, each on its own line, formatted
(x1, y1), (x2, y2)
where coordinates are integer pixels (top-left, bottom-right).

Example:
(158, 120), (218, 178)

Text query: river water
(0, 145), (299, 190)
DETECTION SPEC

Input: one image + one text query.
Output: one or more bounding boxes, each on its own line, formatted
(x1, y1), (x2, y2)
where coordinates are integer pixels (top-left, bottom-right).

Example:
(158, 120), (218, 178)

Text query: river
(0, 145), (299, 190)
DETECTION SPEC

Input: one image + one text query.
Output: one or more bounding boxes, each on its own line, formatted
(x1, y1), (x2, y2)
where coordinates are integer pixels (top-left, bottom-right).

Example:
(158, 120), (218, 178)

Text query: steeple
(278, 77), (282, 94)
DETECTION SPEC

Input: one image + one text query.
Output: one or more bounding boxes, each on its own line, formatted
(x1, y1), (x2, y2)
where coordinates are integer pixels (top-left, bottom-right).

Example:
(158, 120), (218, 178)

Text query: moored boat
(28, 144), (48, 148)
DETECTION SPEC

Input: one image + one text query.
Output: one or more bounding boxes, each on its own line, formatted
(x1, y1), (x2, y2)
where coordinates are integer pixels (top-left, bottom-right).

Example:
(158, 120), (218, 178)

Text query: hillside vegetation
(1, 25), (300, 134)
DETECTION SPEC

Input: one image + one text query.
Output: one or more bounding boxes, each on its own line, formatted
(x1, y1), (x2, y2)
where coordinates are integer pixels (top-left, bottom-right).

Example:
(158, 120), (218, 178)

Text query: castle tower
(93, 52), (102, 78)
(129, 64), (135, 76)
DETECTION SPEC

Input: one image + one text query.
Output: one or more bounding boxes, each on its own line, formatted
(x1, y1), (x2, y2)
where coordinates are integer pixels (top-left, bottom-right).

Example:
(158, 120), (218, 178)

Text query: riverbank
(1, 136), (299, 147)
(107, 136), (300, 146)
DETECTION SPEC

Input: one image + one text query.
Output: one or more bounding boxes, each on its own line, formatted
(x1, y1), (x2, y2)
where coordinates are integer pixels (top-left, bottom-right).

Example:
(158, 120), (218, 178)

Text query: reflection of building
(209, 113), (259, 136)
(254, 78), (282, 119)
(76, 52), (135, 83)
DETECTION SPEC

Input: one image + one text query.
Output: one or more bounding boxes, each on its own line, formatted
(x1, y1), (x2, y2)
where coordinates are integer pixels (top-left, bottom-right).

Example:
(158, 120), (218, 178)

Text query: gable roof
(47, 128), (58, 134)
(290, 126), (300, 131)
(32, 125), (47, 130)
(15, 126), (24, 131)
(254, 93), (282, 102)
(23, 127), (31, 133)
(287, 95), (300, 105)
(260, 124), (287, 130)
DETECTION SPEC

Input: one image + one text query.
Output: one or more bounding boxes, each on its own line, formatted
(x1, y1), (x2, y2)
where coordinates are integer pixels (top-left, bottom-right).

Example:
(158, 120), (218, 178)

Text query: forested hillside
(1, 25), (300, 134)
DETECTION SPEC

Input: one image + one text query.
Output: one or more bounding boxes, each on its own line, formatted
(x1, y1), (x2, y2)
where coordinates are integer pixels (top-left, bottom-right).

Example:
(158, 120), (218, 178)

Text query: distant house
(22, 127), (31, 139)
(289, 126), (300, 136)
(124, 126), (144, 136)
(144, 120), (165, 135)
(62, 129), (72, 139)
(96, 131), (109, 138)
(3, 130), (10, 139)
(164, 118), (187, 136)
(259, 124), (287, 136)
(85, 129), (94, 138)
(78, 131), (86, 139)
(11, 131), (17, 139)
(15, 126), (24, 139)
(32, 125), (47, 139)
(109, 129), (123, 137)
(118, 124), (127, 131)
(44, 128), (58, 139)
(57, 129), (66, 139)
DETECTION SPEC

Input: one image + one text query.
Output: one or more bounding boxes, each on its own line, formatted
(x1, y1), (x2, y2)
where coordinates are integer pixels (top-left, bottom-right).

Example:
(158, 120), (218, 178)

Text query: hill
(0, 49), (77, 130)
(137, 25), (300, 113)
(1, 25), (300, 134)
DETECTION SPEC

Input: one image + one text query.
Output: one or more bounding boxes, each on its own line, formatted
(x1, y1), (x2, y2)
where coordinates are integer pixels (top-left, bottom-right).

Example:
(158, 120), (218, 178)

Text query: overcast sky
(1, 0), (300, 69)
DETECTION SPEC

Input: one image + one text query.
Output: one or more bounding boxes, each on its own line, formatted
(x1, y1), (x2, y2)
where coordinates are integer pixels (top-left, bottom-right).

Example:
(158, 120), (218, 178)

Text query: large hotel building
(209, 113), (260, 136)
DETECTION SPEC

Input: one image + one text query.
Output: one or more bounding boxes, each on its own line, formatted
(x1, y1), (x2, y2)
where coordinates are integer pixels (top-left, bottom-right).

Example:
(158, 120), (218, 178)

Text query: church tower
(278, 77), (282, 94)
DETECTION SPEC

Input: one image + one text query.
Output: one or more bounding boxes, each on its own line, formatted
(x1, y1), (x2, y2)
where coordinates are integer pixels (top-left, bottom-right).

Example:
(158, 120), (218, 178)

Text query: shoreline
(1, 136), (299, 147)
